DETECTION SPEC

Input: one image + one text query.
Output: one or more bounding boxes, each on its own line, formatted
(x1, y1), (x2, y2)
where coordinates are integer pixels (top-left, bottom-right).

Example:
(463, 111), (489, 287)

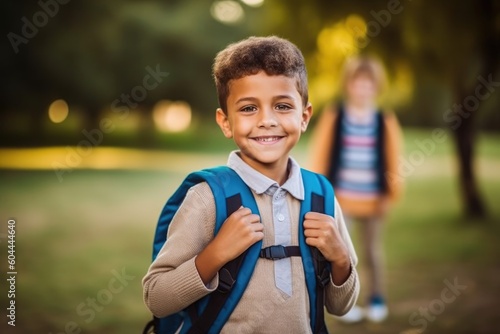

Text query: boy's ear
(301, 103), (313, 133)
(215, 108), (233, 138)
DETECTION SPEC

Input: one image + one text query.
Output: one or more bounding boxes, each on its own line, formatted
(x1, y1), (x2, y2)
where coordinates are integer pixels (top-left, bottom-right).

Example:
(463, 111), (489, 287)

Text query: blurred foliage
(2, 1), (254, 121)
(0, 0), (499, 147)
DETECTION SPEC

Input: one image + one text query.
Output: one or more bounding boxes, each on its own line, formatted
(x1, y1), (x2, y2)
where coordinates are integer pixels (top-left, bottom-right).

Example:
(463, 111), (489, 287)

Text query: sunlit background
(1, 1), (499, 333)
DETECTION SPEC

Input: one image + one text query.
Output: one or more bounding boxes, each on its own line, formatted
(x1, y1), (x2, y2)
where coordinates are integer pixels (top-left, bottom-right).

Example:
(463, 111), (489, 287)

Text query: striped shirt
(336, 112), (381, 200)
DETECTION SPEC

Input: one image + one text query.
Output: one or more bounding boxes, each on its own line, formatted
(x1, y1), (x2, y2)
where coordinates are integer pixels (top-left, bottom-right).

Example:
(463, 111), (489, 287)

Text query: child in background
(308, 56), (402, 323)
(143, 36), (360, 333)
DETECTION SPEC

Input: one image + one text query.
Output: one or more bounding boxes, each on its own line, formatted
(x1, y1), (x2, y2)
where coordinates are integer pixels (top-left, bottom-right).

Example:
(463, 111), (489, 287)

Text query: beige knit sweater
(143, 182), (359, 333)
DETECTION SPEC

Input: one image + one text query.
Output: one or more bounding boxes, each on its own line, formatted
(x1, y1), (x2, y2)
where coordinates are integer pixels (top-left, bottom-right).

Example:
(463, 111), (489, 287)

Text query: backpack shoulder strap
(299, 169), (335, 334)
(151, 166), (262, 334)
(301, 169), (335, 217)
(152, 166), (256, 258)
(152, 170), (211, 260)
(181, 167), (262, 334)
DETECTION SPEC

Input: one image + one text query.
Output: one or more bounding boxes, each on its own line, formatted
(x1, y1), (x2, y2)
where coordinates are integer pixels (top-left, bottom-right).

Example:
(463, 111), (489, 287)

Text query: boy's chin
(245, 153), (289, 166)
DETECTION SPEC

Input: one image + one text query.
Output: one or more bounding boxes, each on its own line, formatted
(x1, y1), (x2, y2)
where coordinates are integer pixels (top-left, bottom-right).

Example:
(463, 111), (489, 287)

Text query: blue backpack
(143, 166), (334, 334)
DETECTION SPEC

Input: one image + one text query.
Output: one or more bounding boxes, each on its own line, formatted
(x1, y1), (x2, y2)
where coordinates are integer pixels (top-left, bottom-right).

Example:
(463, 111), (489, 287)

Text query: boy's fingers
(254, 231), (264, 241)
(235, 207), (252, 216)
(304, 211), (328, 220)
(229, 207), (254, 221)
(304, 213), (335, 227)
(242, 213), (260, 225)
(229, 208), (262, 236)
(252, 222), (264, 232)
(303, 228), (321, 238)
(303, 219), (322, 229)
(305, 237), (319, 248)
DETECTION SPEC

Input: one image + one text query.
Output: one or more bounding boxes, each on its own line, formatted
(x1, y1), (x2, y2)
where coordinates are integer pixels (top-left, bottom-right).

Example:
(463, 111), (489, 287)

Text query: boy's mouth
(251, 136), (284, 144)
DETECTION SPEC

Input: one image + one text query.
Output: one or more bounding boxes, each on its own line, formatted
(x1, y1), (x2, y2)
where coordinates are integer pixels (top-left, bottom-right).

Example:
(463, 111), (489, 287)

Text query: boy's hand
(304, 212), (351, 285)
(196, 207), (263, 285)
(212, 207), (263, 263)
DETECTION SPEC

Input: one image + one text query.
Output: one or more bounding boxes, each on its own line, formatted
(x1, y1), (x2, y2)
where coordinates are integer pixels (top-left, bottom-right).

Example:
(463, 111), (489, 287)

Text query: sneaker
(336, 305), (364, 323)
(365, 296), (388, 323)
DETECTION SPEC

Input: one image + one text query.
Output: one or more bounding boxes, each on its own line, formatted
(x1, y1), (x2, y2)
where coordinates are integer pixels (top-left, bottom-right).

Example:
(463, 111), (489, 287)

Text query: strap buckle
(260, 245), (287, 260)
(217, 268), (235, 293)
(317, 267), (330, 287)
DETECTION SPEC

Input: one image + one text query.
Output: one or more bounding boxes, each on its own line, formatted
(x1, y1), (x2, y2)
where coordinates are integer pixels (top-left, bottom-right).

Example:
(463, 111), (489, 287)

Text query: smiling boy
(143, 36), (359, 333)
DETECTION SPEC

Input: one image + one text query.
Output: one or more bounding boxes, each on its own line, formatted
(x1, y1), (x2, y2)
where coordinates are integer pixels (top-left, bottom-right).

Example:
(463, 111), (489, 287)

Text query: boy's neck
(238, 152), (290, 186)
(262, 162), (290, 186)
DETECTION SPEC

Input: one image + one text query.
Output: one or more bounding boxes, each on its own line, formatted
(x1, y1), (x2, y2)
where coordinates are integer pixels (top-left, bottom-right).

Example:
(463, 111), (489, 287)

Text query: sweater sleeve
(324, 198), (360, 315)
(142, 182), (218, 318)
(383, 112), (404, 202)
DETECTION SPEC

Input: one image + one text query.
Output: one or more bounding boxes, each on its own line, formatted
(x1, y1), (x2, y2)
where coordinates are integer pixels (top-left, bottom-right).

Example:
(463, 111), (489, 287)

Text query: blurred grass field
(1, 128), (499, 334)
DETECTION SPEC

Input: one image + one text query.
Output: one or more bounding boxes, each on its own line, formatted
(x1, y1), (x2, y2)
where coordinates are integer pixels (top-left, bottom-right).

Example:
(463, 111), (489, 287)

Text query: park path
(1, 146), (499, 180)
(0, 147), (229, 173)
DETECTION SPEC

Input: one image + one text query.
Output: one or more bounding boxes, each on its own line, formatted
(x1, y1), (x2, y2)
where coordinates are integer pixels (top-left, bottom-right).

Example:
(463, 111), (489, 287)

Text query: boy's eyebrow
(235, 95), (297, 104)
(273, 94), (297, 101)
(235, 97), (259, 104)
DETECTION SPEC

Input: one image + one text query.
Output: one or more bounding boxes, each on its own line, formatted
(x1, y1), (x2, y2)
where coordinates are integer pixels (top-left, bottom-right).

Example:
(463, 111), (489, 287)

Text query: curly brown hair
(213, 36), (308, 113)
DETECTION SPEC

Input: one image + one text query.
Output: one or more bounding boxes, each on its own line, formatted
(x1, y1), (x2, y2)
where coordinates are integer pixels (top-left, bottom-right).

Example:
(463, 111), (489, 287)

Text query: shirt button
(277, 214), (285, 222)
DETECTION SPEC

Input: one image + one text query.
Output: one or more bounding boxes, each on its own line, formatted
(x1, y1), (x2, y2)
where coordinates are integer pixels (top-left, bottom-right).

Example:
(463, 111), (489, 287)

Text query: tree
(400, 0), (499, 218)
(260, 0), (499, 218)
(0, 0), (253, 144)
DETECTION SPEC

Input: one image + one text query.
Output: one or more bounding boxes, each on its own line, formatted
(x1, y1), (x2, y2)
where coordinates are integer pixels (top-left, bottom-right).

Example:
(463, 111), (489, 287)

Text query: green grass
(0, 128), (499, 333)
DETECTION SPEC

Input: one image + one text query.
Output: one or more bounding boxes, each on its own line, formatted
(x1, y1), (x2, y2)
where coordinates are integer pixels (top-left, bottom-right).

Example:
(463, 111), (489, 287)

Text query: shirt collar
(227, 150), (304, 200)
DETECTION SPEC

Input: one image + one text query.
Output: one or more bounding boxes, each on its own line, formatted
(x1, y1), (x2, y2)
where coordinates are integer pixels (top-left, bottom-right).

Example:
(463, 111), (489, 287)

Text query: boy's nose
(257, 108), (278, 128)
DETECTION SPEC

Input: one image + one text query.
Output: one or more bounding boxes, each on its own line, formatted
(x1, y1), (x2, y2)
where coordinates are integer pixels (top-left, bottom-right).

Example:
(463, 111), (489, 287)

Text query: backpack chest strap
(259, 245), (301, 260)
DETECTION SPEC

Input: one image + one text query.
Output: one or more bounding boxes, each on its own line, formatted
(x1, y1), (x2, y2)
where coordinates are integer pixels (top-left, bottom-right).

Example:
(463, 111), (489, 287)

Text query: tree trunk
(450, 0), (498, 219)
(85, 107), (104, 133)
(138, 107), (156, 148)
(451, 99), (487, 218)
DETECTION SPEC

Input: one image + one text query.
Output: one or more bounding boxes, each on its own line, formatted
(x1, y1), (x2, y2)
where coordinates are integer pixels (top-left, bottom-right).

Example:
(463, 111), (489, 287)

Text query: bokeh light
(153, 100), (192, 133)
(310, 15), (371, 106)
(48, 99), (69, 123)
(241, 0), (264, 7)
(211, 1), (244, 24)
(345, 14), (367, 39)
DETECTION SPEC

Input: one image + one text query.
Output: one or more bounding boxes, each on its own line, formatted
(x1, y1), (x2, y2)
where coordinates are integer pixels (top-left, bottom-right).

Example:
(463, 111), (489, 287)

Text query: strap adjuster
(317, 267), (330, 287)
(260, 245), (287, 260)
(217, 268), (235, 293)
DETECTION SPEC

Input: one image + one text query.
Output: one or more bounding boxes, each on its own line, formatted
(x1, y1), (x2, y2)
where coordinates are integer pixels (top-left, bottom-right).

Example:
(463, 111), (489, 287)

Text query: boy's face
(216, 71), (312, 173)
(346, 73), (378, 108)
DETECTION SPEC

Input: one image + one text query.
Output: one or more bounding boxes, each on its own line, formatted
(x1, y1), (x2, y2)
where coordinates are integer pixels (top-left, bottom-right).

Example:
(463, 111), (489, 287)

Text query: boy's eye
(240, 106), (257, 113)
(275, 104), (292, 111)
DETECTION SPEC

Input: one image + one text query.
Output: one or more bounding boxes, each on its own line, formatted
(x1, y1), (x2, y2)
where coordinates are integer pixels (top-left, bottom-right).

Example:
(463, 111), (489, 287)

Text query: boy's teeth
(257, 137), (278, 142)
